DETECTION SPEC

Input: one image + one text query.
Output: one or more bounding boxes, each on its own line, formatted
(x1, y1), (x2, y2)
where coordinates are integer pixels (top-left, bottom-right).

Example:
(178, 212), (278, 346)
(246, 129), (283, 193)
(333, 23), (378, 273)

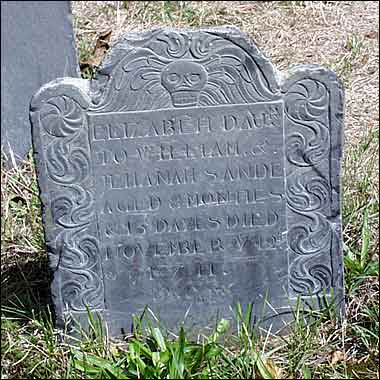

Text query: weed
(80, 66), (96, 80)
(77, 38), (93, 64)
(335, 34), (365, 82)
(346, 34), (364, 60)
(76, 37), (96, 79)
(342, 129), (379, 292)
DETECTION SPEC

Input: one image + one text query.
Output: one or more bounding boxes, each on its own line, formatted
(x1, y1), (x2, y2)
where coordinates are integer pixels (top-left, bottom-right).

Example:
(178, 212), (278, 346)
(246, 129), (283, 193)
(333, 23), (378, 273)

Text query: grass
(2, 1), (379, 379)
(121, 1), (232, 26)
(77, 37), (97, 79)
(335, 33), (366, 84)
(1, 278), (378, 378)
(342, 128), (379, 295)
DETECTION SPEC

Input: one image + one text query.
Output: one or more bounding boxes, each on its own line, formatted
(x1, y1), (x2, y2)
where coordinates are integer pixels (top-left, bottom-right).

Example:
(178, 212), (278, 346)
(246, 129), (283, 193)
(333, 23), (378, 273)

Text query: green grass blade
(152, 327), (167, 352)
(360, 208), (371, 270)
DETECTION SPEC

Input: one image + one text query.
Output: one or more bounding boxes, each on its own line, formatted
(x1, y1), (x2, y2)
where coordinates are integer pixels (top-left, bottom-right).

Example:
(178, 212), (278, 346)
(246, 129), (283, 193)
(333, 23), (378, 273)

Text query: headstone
(30, 27), (345, 335)
(1, 1), (79, 166)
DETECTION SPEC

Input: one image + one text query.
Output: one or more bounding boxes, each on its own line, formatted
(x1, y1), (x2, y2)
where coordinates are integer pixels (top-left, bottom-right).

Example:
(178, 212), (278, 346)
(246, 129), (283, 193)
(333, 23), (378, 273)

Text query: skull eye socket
(167, 73), (181, 84)
(189, 73), (201, 83)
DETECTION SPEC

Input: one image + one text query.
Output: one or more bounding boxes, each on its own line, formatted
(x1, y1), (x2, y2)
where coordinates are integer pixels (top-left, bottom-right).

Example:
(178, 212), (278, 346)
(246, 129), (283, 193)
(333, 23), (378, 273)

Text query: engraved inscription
(89, 103), (282, 142)
(100, 208), (281, 237)
(90, 102), (287, 309)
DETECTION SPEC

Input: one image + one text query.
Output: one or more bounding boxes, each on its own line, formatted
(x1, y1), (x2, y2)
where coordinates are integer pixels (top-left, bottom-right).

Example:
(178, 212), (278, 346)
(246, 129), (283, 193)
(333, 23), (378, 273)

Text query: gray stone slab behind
(1, 1), (79, 165)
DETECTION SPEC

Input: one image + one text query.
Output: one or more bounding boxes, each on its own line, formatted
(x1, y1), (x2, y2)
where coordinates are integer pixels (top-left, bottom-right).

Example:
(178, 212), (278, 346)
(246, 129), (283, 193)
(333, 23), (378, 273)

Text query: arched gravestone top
(30, 27), (345, 336)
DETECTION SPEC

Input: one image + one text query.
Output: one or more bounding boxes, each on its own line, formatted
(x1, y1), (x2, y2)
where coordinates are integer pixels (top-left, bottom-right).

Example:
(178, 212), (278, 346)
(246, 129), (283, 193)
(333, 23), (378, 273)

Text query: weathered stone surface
(30, 27), (345, 336)
(1, 1), (79, 165)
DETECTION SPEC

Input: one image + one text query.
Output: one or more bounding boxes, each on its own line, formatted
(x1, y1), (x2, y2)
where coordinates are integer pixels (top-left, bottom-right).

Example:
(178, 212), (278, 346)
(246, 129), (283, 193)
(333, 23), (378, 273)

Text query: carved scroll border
(283, 67), (344, 304)
(30, 79), (105, 327)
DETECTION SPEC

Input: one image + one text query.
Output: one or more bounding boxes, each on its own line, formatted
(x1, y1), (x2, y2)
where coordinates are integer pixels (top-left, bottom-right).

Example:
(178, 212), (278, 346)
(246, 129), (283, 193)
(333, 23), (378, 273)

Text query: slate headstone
(30, 27), (345, 335)
(1, 1), (79, 166)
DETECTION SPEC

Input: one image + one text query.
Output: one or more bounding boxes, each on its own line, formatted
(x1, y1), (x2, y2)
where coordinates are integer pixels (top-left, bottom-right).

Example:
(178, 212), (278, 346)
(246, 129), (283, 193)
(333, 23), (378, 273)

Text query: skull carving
(161, 60), (207, 107)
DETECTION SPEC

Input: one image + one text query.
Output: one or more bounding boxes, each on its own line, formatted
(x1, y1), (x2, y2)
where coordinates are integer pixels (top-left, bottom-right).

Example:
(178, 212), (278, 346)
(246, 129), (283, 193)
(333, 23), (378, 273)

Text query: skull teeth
(172, 93), (197, 105)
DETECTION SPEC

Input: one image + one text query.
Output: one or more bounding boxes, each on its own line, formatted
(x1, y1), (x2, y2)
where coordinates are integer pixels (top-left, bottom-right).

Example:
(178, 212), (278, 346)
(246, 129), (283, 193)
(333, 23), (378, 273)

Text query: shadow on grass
(1, 254), (54, 322)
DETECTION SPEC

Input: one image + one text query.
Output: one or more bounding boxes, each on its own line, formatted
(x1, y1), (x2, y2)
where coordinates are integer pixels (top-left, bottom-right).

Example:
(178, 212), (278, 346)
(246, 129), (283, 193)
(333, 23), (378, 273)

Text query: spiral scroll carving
(285, 76), (334, 296)
(58, 232), (103, 312)
(51, 186), (94, 228)
(288, 213), (331, 256)
(285, 79), (327, 121)
(285, 79), (329, 167)
(46, 141), (90, 185)
(59, 236), (98, 270)
(56, 228), (103, 311)
(290, 257), (332, 295)
(40, 96), (85, 138)
(287, 174), (330, 212)
(61, 270), (103, 311)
